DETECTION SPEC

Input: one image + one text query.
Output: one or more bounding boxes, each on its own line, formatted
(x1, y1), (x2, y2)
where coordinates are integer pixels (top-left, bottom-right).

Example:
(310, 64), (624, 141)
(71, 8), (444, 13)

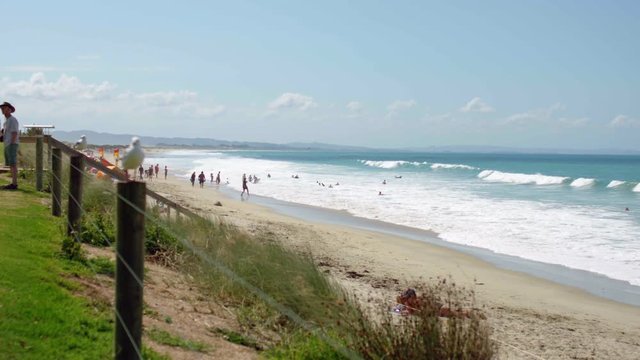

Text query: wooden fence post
(45, 135), (52, 171)
(35, 136), (43, 191)
(67, 155), (83, 236)
(115, 181), (145, 360)
(51, 148), (62, 217)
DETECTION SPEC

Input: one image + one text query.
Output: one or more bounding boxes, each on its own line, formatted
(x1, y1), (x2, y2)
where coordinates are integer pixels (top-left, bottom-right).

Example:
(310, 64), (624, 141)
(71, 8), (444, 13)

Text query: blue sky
(2, 1), (639, 150)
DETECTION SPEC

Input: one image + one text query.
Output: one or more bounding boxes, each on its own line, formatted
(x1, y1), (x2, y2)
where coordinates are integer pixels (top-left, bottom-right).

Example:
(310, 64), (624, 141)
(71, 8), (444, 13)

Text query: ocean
(147, 149), (640, 293)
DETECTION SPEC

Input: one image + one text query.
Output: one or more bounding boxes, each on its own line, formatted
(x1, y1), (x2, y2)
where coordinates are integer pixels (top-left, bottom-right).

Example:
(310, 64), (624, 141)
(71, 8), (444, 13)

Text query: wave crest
(570, 178), (596, 187)
(359, 160), (425, 169)
(478, 170), (568, 185)
(606, 180), (625, 188)
(430, 163), (477, 170)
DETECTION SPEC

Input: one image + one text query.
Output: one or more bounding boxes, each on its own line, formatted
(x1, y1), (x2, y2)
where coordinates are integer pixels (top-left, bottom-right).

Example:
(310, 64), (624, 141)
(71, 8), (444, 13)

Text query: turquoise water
(148, 150), (640, 287)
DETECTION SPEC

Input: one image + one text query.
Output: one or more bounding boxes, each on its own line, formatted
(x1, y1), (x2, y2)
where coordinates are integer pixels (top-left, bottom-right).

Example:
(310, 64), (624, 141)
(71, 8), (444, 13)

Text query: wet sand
(143, 173), (640, 359)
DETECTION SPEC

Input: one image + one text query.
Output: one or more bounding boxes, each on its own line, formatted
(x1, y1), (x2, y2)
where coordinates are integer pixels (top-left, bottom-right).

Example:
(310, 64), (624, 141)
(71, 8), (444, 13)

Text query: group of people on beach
(137, 163), (168, 181)
(191, 170), (221, 187)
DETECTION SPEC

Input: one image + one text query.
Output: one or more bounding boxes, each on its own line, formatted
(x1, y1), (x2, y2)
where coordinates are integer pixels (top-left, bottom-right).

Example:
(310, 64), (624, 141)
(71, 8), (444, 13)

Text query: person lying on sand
(394, 288), (483, 319)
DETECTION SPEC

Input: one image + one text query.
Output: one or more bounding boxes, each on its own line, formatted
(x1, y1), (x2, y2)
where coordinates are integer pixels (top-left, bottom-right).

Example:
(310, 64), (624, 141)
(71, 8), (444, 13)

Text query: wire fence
(48, 144), (361, 360)
(12, 135), (549, 360)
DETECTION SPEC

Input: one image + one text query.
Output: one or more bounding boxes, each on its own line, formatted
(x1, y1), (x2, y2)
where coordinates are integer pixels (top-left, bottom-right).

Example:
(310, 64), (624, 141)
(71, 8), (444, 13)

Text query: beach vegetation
(0, 182), (114, 358)
(146, 327), (210, 352)
(344, 280), (495, 359)
(61, 233), (86, 261)
(211, 327), (261, 349)
(87, 256), (116, 277)
(3, 149), (495, 359)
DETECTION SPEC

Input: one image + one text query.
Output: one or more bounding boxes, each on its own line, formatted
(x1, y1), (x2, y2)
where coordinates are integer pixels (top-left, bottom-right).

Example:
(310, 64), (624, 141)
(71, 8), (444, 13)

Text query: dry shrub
(343, 278), (495, 359)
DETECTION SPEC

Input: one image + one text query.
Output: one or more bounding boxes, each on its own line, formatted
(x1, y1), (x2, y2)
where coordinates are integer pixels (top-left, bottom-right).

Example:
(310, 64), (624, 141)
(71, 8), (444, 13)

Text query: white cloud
(0, 72), (225, 120)
(388, 99), (416, 111)
(610, 114), (640, 128)
(558, 117), (589, 127)
(505, 103), (562, 124)
(459, 97), (494, 113)
(386, 99), (416, 116)
(127, 90), (198, 106)
(505, 104), (587, 127)
(346, 101), (363, 112)
(268, 92), (317, 111)
(1, 72), (116, 100)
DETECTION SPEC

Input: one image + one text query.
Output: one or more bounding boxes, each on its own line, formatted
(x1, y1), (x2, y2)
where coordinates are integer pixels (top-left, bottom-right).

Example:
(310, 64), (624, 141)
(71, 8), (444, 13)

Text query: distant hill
(51, 130), (370, 151)
(51, 130), (640, 155)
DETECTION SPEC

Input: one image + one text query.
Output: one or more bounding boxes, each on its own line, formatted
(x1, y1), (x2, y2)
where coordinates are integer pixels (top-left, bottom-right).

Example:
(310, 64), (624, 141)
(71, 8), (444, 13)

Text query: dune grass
(10, 141), (495, 359)
(0, 157), (170, 359)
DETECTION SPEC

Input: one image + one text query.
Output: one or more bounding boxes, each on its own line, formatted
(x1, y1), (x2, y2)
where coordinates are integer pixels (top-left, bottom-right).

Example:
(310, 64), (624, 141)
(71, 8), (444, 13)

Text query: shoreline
(144, 172), (640, 358)
(216, 186), (640, 307)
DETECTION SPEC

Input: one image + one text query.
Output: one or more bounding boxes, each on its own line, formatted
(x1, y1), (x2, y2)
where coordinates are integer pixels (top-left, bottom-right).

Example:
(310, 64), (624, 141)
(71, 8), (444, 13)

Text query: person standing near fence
(1, 102), (19, 190)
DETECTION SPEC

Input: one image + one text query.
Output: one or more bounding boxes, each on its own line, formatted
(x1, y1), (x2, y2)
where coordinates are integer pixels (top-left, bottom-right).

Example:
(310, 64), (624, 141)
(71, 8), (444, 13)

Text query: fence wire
(48, 154), (144, 359)
(52, 149), (361, 360)
(45, 142), (548, 360)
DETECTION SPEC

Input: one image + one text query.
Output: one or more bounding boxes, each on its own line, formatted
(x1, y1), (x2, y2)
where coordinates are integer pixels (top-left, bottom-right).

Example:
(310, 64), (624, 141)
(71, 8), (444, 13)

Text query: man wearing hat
(1, 102), (19, 190)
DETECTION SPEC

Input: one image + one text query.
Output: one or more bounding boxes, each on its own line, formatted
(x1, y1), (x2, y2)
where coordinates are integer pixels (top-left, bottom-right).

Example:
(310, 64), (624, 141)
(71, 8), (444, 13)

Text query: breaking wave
(570, 178), (596, 187)
(477, 170), (568, 185)
(606, 180), (625, 188)
(359, 160), (424, 169)
(430, 163), (477, 170)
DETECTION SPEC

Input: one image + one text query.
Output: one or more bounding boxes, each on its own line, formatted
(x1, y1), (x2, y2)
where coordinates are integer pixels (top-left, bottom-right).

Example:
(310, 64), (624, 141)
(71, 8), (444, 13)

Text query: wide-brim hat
(0, 102), (15, 113)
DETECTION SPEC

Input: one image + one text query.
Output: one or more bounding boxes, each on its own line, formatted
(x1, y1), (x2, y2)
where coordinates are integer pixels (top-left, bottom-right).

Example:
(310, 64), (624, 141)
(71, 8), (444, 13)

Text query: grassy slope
(0, 183), (113, 359)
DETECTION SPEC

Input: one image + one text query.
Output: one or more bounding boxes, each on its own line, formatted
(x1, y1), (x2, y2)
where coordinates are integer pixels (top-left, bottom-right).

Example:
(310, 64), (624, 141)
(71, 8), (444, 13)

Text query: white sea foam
(478, 170), (568, 185)
(146, 150), (640, 287)
(430, 163), (477, 170)
(634, 183), (640, 192)
(570, 178), (596, 187)
(360, 160), (424, 169)
(606, 180), (625, 188)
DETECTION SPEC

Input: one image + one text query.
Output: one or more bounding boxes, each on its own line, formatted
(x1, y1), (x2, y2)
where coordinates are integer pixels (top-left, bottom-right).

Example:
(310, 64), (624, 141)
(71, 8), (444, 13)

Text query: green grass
(0, 172), (170, 360)
(87, 256), (116, 277)
(211, 327), (260, 349)
(146, 327), (210, 352)
(0, 183), (114, 359)
(5, 141), (494, 359)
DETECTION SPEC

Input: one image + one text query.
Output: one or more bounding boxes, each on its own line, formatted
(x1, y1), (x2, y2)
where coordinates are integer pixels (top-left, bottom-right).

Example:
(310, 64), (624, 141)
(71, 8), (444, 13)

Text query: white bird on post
(120, 137), (145, 176)
(74, 135), (87, 150)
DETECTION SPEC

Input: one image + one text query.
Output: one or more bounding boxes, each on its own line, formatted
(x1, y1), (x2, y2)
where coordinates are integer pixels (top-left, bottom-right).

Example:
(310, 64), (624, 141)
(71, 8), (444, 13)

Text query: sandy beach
(142, 171), (640, 359)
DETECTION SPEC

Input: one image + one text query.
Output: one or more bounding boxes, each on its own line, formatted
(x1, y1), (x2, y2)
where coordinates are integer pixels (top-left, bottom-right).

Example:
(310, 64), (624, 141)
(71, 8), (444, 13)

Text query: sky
(1, 0), (639, 150)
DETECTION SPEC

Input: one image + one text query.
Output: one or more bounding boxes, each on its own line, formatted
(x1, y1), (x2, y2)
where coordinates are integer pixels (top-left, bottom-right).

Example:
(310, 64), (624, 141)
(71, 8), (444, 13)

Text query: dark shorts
(4, 143), (18, 166)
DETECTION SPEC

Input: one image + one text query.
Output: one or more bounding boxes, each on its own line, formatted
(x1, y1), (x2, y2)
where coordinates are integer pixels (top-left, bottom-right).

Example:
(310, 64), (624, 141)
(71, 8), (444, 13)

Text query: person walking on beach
(198, 171), (206, 188)
(154, 164), (159, 178)
(1, 102), (19, 190)
(164, 165), (168, 179)
(241, 173), (249, 196)
(210, 172), (214, 183)
(216, 171), (221, 185)
(190, 171), (196, 187)
(138, 165), (144, 180)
